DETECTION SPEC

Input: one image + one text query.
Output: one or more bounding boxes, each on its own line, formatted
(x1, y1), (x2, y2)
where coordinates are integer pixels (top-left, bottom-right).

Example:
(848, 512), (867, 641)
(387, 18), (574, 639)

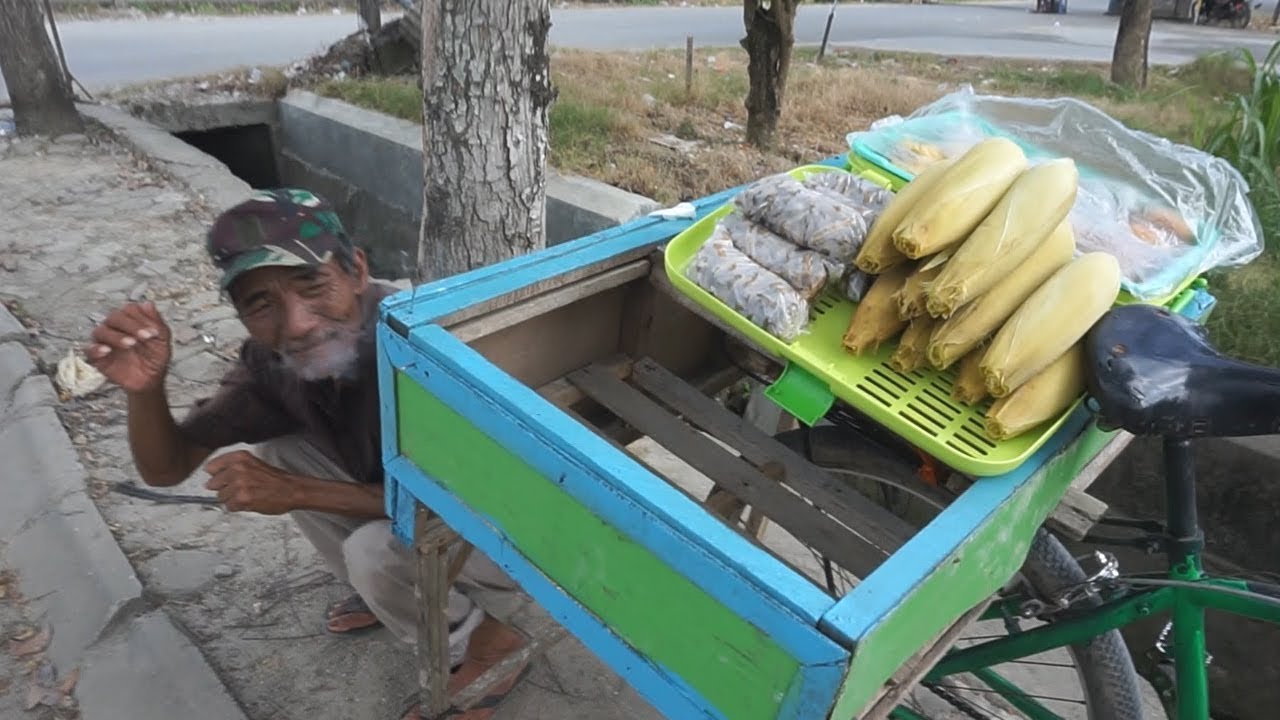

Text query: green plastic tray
(663, 164), (1080, 478)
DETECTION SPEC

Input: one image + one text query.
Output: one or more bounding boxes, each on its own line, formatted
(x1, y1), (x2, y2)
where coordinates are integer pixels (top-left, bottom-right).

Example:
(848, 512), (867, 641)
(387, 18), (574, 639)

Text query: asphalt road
(2, 2), (1277, 102)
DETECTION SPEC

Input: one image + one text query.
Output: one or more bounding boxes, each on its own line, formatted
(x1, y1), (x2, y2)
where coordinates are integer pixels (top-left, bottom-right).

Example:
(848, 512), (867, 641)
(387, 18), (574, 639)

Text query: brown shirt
(177, 281), (399, 484)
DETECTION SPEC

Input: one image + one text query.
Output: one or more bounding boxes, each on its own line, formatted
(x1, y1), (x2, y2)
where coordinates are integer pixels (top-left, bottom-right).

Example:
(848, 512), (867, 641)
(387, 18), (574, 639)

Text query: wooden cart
(374, 158), (1217, 720)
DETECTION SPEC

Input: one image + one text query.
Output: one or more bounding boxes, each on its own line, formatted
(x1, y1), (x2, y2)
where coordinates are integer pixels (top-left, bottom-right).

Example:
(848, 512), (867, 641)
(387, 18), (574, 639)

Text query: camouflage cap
(206, 188), (354, 290)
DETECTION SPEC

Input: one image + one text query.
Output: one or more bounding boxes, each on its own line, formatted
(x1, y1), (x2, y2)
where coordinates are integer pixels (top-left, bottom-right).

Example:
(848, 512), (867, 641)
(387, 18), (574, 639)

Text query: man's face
(228, 251), (370, 381)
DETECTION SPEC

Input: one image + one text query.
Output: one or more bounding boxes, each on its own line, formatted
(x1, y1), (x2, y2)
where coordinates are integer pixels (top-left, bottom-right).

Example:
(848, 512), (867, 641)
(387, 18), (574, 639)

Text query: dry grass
(313, 45), (1237, 205)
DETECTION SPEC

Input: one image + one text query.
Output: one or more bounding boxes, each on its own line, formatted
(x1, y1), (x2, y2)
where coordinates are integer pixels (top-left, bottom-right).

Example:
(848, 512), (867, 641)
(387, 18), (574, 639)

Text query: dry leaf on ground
(9, 624), (51, 656)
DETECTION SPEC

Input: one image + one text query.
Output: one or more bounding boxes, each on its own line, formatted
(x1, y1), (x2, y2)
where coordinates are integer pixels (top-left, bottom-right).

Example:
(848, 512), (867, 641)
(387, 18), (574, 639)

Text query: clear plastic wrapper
(802, 172), (895, 223)
(842, 269), (873, 302)
(846, 86), (1264, 300)
(733, 174), (870, 263)
(719, 213), (840, 298)
(685, 231), (811, 342)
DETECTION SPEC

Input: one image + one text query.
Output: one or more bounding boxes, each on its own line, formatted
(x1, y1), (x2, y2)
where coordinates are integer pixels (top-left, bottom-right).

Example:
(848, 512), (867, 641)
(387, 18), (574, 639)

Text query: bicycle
(777, 302), (1280, 719)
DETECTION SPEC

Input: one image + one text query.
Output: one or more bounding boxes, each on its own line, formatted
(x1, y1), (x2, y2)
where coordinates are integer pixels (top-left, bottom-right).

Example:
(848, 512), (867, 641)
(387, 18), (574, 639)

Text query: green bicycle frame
(913, 438), (1280, 720)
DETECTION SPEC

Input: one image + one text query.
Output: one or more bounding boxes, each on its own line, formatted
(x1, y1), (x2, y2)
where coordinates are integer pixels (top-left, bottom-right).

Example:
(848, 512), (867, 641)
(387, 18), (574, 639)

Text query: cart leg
(415, 504), (456, 719)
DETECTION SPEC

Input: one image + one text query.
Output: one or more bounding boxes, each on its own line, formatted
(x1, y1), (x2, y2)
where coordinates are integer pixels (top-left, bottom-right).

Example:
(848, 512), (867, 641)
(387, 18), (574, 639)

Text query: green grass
(1187, 43), (1280, 366)
(315, 76), (422, 123)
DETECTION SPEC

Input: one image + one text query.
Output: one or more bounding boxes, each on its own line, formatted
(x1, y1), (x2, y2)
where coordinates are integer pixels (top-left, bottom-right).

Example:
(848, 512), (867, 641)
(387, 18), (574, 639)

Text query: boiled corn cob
(951, 347), (989, 406)
(843, 261), (915, 355)
(890, 315), (937, 374)
(924, 158), (1079, 319)
(980, 252), (1121, 398)
(895, 251), (950, 320)
(854, 157), (955, 274)
(925, 220), (1075, 370)
(985, 343), (1085, 440)
(892, 138), (1028, 259)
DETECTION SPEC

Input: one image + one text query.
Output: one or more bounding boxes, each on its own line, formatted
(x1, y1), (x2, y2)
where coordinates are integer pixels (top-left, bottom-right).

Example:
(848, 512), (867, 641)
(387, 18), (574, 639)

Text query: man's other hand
(85, 301), (172, 394)
(204, 451), (300, 515)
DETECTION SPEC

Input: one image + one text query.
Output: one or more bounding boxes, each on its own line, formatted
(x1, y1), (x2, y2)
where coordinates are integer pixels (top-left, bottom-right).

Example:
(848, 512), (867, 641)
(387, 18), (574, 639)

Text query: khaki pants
(255, 436), (517, 665)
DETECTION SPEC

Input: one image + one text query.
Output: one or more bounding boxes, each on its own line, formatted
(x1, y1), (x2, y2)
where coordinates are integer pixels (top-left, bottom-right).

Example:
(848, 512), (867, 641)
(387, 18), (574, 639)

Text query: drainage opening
(173, 124), (281, 189)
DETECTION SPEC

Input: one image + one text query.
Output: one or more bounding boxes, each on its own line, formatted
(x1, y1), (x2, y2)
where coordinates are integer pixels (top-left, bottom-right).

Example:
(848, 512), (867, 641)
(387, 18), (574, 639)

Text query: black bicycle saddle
(1084, 303), (1280, 438)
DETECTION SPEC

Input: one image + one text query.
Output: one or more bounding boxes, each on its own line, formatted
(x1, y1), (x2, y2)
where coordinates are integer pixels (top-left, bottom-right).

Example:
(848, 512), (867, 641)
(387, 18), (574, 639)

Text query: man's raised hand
(85, 301), (172, 394)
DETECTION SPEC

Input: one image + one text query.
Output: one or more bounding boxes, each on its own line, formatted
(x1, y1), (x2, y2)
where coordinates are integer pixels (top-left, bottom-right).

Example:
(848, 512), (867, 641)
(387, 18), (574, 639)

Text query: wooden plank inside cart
(375, 157), (1217, 720)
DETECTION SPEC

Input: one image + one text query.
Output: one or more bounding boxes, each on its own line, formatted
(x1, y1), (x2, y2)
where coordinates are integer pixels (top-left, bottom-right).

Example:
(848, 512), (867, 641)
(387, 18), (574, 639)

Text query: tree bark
(416, 0), (553, 282)
(741, 0), (799, 150)
(0, 0), (82, 136)
(357, 0), (380, 32)
(1110, 0), (1154, 89)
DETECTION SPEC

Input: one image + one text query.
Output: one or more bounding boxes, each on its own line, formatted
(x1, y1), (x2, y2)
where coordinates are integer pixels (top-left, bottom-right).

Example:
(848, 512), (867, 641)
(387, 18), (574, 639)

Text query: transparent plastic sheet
(734, 174), (871, 264)
(847, 86), (1264, 300)
(719, 213), (840, 299)
(842, 269), (873, 303)
(801, 172), (895, 223)
(685, 230), (811, 342)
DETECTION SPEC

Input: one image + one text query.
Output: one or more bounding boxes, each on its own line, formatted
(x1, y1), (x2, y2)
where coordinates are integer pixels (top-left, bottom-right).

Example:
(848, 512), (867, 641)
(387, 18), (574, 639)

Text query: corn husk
(980, 252), (1121, 398)
(924, 158), (1079, 319)
(895, 250), (951, 320)
(951, 347), (989, 406)
(926, 220), (1076, 370)
(891, 138), (1028, 259)
(854, 157), (955, 274)
(985, 343), (1086, 440)
(842, 261), (915, 355)
(890, 315), (937, 374)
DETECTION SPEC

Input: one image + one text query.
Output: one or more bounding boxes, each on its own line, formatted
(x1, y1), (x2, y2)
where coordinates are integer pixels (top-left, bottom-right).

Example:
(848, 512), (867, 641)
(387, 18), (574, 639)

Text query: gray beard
(280, 329), (362, 381)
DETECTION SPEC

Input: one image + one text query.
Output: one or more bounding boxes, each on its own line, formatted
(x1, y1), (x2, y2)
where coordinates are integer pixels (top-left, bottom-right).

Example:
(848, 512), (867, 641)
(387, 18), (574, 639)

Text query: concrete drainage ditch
(118, 89), (659, 282)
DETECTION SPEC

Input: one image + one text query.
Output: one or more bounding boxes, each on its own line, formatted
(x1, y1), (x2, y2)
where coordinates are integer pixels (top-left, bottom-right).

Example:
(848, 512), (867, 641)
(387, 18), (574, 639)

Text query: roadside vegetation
(306, 42), (1278, 365)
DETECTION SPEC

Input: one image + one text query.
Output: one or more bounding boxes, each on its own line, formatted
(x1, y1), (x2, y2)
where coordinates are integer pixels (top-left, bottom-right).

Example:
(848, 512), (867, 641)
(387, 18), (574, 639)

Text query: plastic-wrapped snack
(734, 174), (870, 263)
(719, 214), (839, 299)
(685, 232), (810, 343)
(803, 173), (894, 219)
(842, 269), (873, 302)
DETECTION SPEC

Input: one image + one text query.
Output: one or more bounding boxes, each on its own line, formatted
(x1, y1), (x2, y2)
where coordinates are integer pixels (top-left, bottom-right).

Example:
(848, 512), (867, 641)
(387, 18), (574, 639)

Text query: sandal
(396, 665), (530, 720)
(324, 593), (383, 635)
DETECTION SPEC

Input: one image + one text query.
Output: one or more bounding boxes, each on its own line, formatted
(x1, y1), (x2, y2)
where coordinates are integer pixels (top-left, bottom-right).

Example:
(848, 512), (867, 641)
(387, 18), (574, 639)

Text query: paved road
(3, 2), (1277, 102)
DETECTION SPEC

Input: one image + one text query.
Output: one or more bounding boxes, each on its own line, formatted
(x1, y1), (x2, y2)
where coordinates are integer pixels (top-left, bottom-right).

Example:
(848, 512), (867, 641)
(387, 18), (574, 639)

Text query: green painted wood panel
(828, 421), (1117, 718)
(395, 372), (803, 720)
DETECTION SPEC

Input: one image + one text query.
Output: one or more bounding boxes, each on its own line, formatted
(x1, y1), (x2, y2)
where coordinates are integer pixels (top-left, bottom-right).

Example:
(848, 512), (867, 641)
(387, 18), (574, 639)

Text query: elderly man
(85, 189), (528, 720)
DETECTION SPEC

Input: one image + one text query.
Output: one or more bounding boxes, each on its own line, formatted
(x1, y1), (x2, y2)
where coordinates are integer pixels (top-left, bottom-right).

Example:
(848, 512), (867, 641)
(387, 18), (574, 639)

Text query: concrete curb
(78, 101), (253, 213)
(0, 244), (248, 717)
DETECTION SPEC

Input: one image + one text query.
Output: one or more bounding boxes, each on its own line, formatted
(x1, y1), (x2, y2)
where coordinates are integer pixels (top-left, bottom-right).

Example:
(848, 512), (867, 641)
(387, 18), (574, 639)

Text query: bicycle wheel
(774, 426), (1148, 719)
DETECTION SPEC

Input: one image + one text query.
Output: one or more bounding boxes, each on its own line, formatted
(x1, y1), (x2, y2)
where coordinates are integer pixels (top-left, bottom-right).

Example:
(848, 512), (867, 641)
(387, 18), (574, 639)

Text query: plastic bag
(842, 269), (873, 303)
(846, 86), (1264, 300)
(685, 230), (811, 342)
(734, 174), (870, 263)
(719, 213), (839, 299)
(803, 172), (895, 222)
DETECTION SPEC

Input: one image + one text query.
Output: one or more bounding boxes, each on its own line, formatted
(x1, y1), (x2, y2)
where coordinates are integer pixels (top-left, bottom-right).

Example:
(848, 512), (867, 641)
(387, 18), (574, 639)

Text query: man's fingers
(115, 305), (164, 342)
(90, 323), (139, 352)
(203, 450), (255, 476)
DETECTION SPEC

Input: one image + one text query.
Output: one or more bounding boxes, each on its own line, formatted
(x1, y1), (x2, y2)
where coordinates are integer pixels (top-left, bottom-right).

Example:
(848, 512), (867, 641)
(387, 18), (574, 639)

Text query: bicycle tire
(774, 426), (1147, 719)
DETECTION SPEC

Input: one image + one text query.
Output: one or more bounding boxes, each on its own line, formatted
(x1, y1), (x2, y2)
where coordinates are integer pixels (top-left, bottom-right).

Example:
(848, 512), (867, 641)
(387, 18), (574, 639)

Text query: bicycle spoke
(1005, 659), (1076, 669)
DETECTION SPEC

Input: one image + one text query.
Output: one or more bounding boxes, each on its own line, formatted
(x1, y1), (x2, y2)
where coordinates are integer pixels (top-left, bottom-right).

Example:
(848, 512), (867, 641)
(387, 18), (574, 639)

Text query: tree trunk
(741, 0), (799, 150)
(0, 0), (82, 136)
(357, 0), (380, 32)
(1111, 0), (1154, 89)
(416, 0), (553, 282)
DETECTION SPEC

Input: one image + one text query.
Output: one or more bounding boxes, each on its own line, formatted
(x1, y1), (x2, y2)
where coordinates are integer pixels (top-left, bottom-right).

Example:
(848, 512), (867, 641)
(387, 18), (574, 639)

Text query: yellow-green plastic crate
(664, 164), (1077, 477)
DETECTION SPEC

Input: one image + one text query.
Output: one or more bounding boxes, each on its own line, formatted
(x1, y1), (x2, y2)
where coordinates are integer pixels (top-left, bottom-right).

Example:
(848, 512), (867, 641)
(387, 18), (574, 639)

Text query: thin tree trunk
(1111, 0), (1154, 88)
(357, 0), (380, 32)
(0, 0), (82, 137)
(416, 0), (553, 282)
(741, 0), (798, 150)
